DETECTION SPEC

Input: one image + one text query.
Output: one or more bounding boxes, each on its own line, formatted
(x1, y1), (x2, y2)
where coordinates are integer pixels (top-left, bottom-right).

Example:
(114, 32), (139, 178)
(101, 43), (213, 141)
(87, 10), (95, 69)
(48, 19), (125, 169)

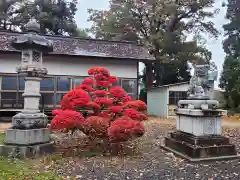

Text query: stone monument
(0, 19), (54, 158)
(161, 61), (239, 161)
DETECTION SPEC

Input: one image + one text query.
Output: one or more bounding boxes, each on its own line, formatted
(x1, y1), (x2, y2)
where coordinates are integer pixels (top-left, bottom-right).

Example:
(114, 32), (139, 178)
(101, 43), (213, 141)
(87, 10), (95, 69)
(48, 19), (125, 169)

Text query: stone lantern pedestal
(161, 99), (239, 161)
(0, 19), (55, 158)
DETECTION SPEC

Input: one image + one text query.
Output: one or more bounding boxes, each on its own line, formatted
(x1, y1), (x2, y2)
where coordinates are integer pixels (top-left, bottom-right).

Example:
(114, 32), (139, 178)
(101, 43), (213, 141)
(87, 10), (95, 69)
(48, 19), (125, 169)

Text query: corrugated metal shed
(147, 82), (225, 117)
(147, 82), (189, 117)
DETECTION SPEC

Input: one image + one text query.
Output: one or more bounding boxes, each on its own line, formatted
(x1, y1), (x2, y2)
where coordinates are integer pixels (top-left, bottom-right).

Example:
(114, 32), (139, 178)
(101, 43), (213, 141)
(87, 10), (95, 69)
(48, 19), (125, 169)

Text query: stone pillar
(0, 19), (54, 158)
(22, 77), (41, 113)
(11, 75), (48, 130)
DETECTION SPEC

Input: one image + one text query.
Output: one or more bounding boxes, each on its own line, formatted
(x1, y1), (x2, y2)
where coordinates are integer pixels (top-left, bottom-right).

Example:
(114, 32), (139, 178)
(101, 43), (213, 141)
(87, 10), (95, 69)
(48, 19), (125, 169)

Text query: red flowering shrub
(95, 97), (113, 106)
(109, 106), (123, 114)
(82, 77), (94, 85)
(109, 86), (128, 98)
(109, 76), (118, 83)
(98, 111), (110, 120)
(51, 110), (85, 132)
(108, 119), (145, 142)
(61, 89), (91, 110)
(124, 100), (147, 111)
(83, 116), (110, 138)
(51, 66), (148, 142)
(123, 108), (148, 121)
(93, 90), (108, 97)
(76, 84), (94, 92)
(86, 101), (101, 110)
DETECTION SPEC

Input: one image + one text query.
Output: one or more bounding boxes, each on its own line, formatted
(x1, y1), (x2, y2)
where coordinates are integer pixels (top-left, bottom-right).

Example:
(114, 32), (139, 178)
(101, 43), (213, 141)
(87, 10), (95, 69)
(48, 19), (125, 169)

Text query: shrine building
(0, 31), (153, 120)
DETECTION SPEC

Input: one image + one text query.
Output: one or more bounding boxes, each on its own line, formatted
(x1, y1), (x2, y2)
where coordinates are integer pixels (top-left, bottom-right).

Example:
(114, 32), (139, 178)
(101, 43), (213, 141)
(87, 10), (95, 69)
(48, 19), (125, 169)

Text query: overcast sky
(76, 0), (227, 85)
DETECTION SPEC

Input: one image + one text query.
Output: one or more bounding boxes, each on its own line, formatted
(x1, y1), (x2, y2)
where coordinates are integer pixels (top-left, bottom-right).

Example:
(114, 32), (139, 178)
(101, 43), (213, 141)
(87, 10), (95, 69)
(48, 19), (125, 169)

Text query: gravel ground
(2, 118), (240, 179)
(36, 118), (240, 180)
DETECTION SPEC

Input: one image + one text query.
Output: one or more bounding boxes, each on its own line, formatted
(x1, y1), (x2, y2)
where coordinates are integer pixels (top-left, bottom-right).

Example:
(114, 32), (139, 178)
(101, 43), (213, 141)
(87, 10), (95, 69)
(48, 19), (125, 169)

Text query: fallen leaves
(6, 116), (240, 180)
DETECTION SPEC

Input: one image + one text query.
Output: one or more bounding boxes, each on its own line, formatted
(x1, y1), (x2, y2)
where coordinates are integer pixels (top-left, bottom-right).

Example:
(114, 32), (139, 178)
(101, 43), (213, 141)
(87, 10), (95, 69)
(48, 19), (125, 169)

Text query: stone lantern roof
(11, 19), (53, 53)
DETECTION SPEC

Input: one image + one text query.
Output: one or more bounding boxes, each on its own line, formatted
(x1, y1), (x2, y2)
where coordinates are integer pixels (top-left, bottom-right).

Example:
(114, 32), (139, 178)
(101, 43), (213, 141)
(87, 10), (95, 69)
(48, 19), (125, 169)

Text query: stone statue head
(187, 61), (218, 100)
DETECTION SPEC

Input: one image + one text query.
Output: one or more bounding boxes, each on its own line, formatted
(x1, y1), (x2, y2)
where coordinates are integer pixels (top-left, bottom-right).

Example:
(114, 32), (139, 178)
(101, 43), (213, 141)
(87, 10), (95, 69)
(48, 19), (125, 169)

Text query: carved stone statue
(186, 61), (218, 100)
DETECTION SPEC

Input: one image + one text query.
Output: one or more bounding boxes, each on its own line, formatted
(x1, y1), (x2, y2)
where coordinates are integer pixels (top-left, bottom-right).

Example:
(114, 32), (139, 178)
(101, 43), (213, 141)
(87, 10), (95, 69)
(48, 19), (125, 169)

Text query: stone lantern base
(0, 141), (54, 159)
(0, 127), (55, 158)
(0, 112), (55, 158)
(161, 103), (240, 161)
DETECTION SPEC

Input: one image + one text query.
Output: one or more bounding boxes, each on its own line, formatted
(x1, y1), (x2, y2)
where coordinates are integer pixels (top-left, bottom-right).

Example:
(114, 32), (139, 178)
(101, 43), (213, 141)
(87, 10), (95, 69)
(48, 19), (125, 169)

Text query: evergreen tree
(0, 0), (22, 31)
(220, 0), (240, 110)
(73, 28), (90, 38)
(14, 0), (78, 35)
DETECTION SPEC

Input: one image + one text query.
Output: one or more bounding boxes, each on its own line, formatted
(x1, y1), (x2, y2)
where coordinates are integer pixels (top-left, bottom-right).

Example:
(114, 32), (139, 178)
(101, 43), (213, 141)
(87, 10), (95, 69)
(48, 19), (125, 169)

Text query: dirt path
(0, 123), (11, 132)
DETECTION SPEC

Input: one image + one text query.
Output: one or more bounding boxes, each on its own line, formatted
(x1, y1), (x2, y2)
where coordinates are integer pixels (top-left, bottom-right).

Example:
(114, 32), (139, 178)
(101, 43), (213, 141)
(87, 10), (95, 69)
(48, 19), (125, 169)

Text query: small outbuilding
(147, 82), (225, 117)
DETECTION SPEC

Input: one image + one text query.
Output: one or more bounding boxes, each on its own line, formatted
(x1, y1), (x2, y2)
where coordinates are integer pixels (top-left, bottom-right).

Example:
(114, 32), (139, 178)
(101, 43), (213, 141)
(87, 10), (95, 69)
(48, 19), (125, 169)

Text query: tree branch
(167, 10), (193, 32)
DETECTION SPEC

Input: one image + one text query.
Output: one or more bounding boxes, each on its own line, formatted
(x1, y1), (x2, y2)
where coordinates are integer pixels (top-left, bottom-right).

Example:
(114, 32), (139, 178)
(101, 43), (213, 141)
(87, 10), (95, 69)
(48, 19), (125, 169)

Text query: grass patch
(0, 133), (62, 179)
(0, 157), (62, 180)
(0, 133), (4, 144)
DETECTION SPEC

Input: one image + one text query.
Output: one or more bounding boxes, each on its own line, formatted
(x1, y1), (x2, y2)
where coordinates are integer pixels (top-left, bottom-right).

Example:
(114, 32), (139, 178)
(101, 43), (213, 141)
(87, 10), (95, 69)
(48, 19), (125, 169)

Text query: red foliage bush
(82, 77), (94, 85)
(109, 106), (123, 114)
(51, 110), (85, 131)
(61, 89), (91, 110)
(109, 76), (118, 83)
(124, 100), (147, 111)
(76, 84), (94, 92)
(83, 116), (110, 138)
(108, 119), (145, 142)
(123, 108), (148, 121)
(86, 101), (101, 110)
(95, 97), (113, 106)
(93, 90), (108, 97)
(109, 86), (128, 98)
(51, 66), (148, 142)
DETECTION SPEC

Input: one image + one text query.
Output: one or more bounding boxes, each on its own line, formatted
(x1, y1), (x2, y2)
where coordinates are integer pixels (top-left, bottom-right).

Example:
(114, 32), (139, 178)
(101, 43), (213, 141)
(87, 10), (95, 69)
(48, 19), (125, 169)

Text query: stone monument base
(0, 128), (55, 159)
(0, 142), (55, 159)
(12, 112), (48, 129)
(161, 131), (239, 161)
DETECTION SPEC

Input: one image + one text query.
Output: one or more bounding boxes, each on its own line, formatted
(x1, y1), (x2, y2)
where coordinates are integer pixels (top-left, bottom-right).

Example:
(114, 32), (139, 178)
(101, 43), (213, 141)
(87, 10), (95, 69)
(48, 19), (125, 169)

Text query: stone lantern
(0, 19), (54, 158)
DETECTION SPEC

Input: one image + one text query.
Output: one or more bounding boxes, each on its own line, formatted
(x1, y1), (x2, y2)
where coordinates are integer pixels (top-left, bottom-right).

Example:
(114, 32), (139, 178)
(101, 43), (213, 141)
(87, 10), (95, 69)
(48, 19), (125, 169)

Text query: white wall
(168, 83), (189, 91)
(147, 87), (168, 117)
(0, 54), (138, 78)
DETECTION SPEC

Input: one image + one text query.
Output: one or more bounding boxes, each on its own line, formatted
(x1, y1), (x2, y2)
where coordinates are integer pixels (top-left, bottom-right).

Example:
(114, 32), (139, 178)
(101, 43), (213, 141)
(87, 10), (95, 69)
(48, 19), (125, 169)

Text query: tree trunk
(145, 62), (153, 88)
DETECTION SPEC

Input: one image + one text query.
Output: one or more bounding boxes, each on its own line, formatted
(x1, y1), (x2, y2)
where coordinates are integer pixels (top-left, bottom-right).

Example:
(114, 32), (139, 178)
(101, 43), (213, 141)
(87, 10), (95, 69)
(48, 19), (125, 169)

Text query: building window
(40, 93), (55, 106)
(122, 79), (137, 93)
(128, 93), (137, 100)
(56, 93), (66, 105)
(17, 92), (24, 108)
(169, 91), (187, 105)
(72, 77), (84, 89)
(40, 77), (54, 91)
(0, 92), (17, 108)
(57, 77), (71, 91)
(19, 76), (25, 90)
(121, 79), (137, 99)
(2, 76), (17, 90)
(113, 78), (121, 86)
